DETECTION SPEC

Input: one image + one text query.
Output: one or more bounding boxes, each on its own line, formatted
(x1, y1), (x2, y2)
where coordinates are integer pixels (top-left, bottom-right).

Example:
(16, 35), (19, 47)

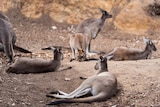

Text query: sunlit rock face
(0, 0), (160, 34)
(0, 0), (125, 24)
(114, 0), (160, 34)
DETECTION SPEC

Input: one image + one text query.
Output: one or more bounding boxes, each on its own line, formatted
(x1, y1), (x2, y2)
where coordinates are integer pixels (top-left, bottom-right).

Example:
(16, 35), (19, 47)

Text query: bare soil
(0, 9), (160, 107)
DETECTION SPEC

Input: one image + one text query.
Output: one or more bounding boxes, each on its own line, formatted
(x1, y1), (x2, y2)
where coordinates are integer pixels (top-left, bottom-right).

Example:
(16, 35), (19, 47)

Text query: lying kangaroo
(0, 13), (31, 63)
(105, 38), (157, 61)
(75, 8), (112, 54)
(6, 47), (71, 74)
(46, 56), (117, 105)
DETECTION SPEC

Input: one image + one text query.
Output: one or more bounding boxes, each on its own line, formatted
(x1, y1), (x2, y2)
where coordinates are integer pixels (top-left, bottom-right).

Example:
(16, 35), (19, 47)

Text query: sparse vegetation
(147, 2), (160, 16)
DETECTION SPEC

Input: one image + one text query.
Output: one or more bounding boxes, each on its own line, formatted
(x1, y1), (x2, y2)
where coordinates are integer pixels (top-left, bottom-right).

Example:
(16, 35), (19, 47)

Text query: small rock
(136, 40), (140, 43)
(51, 26), (57, 30)
(111, 105), (117, 107)
(64, 78), (71, 81)
(39, 101), (44, 103)
(11, 103), (15, 106)
(0, 100), (3, 103)
(59, 36), (65, 41)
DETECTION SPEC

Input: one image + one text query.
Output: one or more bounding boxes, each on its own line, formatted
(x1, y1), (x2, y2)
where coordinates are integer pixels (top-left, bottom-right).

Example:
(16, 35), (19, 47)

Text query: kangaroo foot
(79, 76), (87, 80)
(87, 53), (97, 58)
(70, 58), (75, 62)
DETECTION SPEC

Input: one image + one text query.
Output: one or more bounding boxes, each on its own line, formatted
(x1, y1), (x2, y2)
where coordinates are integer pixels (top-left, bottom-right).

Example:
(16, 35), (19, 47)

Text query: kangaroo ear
(50, 46), (56, 51)
(99, 8), (106, 14)
(58, 47), (62, 52)
(143, 37), (150, 44)
(99, 56), (103, 61)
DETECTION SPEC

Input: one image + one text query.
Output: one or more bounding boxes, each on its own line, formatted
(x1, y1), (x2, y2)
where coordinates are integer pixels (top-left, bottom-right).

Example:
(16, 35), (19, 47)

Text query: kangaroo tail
(59, 66), (72, 72)
(42, 46), (71, 50)
(47, 93), (106, 105)
(13, 45), (32, 53)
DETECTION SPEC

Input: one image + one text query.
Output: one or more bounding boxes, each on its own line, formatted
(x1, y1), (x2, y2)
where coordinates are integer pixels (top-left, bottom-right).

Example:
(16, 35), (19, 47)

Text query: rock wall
(114, 0), (160, 34)
(0, 0), (160, 34)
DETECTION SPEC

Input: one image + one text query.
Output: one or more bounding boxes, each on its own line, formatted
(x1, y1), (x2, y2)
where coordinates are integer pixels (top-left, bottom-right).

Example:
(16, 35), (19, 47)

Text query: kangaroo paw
(70, 58), (75, 62)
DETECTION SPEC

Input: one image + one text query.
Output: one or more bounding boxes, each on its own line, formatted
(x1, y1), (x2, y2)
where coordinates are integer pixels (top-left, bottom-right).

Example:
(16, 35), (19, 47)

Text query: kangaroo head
(77, 49), (86, 62)
(54, 47), (63, 60)
(95, 56), (108, 73)
(99, 8), (112, 20)
(143, 38), (157, 51)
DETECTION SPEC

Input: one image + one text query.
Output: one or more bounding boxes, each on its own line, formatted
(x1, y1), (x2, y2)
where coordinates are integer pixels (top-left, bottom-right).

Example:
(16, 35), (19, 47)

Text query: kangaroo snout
(108, 14), (112, 18)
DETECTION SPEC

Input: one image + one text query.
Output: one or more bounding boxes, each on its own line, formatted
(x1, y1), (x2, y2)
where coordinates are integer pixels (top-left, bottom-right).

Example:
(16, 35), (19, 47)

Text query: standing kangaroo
(6, 47), (71, 74)
(69, 32), (91, 61)
(46, 56), (117, 105)
(75, 8), (112, 54)
(105, 38), (157, 61)
(0, 13), (31, 63)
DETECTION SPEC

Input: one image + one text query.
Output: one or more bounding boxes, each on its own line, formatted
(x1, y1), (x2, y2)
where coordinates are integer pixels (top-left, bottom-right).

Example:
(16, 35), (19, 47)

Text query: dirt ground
(0, 10), (160, 107)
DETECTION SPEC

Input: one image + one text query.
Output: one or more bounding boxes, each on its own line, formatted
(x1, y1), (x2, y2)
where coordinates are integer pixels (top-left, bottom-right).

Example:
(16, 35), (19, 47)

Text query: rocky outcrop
(114, 0), (160, 34)
(0, 0), (160, 34)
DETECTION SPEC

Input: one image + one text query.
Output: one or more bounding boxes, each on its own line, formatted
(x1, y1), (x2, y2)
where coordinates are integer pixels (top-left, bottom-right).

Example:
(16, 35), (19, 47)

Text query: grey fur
(47, 56), (117, 105)
(6, 47), (63, 74)
(0, 13), (31, 63)
(75, 8), (112, 52)
(69, 8), (112, 61)
(105, 38), (157, 61)
(0, 18), (15, 63)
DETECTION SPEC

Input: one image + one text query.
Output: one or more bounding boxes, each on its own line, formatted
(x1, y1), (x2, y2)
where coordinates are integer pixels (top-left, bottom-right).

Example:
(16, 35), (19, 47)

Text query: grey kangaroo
(105, 38), (157, 61)
(6, 47), (71, 74)
(75, 8), (112, 55)
(0, 13), (31, 63)
(46, 56), (117, 105)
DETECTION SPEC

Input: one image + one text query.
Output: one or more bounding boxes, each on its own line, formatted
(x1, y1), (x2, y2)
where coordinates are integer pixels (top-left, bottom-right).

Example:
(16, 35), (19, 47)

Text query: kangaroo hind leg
(70, 48), (76, 62)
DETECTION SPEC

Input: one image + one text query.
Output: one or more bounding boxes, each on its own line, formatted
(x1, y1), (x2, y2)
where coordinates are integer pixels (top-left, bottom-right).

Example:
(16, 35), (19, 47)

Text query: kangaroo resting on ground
(75, 8), (112, 55)
(46, 56), (117, 105)
(105, 38), (157, 61)
(0, 13), (31, 63)
(6, 47), (71, 74)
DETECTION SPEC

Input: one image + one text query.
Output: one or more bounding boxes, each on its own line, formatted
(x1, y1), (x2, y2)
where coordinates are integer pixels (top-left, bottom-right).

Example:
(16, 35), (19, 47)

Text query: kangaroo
(105, 38), (157, 61)
(0, 12), (10, 21)
(6, 47), (71, 74)
(75, 8), (112, 55)
(46, 56), (117, 105)
(69, 32), (91, 62)
(0, 13), (31, 63)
